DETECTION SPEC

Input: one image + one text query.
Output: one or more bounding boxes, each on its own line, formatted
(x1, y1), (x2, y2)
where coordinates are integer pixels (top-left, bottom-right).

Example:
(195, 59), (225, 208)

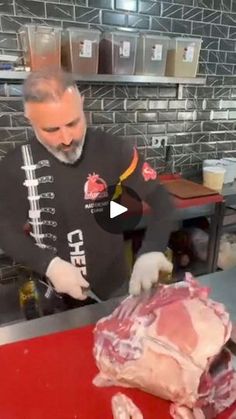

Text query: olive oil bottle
(19, 276), (41, 320)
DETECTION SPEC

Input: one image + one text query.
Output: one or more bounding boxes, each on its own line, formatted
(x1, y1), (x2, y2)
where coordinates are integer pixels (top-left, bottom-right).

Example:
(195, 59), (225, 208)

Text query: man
(0, 70), (174, 310)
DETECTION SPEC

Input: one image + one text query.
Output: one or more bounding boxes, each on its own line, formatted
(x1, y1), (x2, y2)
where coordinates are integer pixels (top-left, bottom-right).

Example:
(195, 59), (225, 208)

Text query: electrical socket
(151, 136), (168, 148)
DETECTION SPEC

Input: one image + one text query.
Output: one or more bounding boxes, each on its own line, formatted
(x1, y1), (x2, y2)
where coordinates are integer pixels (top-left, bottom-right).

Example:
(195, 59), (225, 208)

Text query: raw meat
(93, 274), (236, 418)
(111, 393), (143, 419)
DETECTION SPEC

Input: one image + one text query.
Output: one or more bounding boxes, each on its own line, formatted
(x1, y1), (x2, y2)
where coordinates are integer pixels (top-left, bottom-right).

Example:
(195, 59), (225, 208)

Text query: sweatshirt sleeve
(0, 152), (56, 276)
(119, 140), (176, 255)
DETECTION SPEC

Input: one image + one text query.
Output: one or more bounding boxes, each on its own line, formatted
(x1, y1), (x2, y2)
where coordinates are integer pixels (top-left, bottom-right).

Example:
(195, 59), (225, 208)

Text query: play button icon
(110, 201), (128, 219)
(93, 184), (143, 234)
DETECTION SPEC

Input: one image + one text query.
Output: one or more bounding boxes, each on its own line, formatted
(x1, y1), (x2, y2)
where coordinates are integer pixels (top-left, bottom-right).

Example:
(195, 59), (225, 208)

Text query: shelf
(0, 71), (206, 85)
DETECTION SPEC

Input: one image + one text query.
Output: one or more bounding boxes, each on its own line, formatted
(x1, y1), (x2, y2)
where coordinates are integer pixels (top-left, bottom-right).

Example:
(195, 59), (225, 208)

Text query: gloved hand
(129, 252), (173, 296)
(46, 256), (89, 300)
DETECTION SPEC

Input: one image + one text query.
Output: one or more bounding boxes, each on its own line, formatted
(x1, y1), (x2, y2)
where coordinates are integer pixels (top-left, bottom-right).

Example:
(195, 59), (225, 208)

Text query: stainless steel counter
(1, 268), (236, 347)
(0, 297), (121, 346)
(199, 268), (236, 323)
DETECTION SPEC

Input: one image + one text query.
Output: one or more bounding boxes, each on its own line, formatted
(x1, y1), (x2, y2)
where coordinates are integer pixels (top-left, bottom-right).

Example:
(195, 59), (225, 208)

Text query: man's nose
(60, 127), (72, 145)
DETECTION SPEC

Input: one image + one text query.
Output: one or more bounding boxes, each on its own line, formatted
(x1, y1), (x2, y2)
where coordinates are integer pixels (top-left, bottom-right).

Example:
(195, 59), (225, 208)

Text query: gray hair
(23, 70), (77, 103)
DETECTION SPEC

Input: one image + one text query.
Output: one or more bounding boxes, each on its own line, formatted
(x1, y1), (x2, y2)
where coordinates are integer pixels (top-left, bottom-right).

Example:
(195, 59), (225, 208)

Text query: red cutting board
(0, 324), (235, 419)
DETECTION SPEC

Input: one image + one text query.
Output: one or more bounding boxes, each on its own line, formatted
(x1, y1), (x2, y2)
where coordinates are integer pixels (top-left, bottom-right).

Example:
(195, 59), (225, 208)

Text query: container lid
(103, 30), (139, 37)
(140, 33), (170, 40)
(65, 27), (101, 35)
(224, 157), (236, 162)
(203, 159), (221, 165)
(221, 158), (235, 165)
(174, 37), (202, 43)
(18, 23), (62, 34)
(19, 23), (61, 30)
(203, 166), (226, 173)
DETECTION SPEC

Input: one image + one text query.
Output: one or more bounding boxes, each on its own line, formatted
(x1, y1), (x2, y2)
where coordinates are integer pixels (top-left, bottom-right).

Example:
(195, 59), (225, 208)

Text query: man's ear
(81, 95), (85, 105)
(24, 108), (29, 120)
(24, 109), (30, 122)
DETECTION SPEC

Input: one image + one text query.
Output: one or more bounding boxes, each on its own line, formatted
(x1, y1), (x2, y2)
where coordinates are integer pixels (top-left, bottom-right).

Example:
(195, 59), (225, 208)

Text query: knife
(84, 287), (103, 303)
(43, 279), (103, 303)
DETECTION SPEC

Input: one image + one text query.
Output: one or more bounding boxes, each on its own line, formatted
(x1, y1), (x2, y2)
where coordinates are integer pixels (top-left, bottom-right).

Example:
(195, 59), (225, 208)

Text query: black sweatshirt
(0, 128), (175, 299)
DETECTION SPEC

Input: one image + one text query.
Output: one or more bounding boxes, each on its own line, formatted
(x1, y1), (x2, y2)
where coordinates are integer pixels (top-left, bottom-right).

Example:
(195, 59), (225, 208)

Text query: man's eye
(67, 119), (80, 128)
(44, 127), (60, 133)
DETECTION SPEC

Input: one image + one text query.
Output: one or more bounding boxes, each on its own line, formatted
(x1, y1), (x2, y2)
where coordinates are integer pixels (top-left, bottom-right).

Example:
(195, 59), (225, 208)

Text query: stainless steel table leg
(212, 200), (225, 272)
(207, 201), (225, 273)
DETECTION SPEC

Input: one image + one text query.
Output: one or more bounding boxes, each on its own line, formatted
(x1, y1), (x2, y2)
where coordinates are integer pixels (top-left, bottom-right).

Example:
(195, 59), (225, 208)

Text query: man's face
(24, 87), (87, 164)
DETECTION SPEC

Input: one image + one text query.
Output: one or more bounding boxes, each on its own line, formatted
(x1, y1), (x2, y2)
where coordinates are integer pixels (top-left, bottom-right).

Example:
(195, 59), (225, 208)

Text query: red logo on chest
(84, 173), (108, 200)
(142, 162), (157, 181)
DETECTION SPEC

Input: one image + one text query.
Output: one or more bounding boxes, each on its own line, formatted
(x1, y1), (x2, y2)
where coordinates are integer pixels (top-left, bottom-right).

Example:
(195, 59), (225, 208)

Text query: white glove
(46, 257), (89, 300)
(129, 252), (173, 296)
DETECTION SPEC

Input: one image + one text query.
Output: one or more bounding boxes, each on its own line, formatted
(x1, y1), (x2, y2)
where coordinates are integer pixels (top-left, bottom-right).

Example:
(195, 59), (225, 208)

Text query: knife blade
(84, 288), (103, 303)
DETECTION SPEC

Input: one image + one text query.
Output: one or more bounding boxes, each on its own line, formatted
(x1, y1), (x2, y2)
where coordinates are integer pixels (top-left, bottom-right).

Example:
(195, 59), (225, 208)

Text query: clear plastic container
(135, 34), (169, 76)
(203, 159), (222, 168)
(221, 159), (235, 184)
(165, 37), (202, 77)
(18, 24), (61, 70)
(203, 159), (234, 185)
(99, 31), (138, 75)
(61, 28), (100, 74)
(223, 157), (236, 179)
(203, 166), (225, 192)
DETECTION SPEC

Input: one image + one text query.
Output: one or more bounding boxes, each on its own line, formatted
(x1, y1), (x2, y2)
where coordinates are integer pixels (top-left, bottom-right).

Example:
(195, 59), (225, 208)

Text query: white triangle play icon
(110, 201), (128, 219)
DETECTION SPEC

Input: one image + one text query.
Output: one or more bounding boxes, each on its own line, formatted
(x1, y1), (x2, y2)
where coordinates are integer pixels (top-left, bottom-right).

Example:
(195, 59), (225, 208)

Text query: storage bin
(221, 160), (235, 184)
(135, 34), (169, 76)
(204, 158), (235, 185)
(61, 28), (100, 74)
(222, 158), (236, 181)
(18, 24), (61, 70)
(165, 37), (202, 77)
(99, 31), (138, 75)
(203, 166), (225, 192)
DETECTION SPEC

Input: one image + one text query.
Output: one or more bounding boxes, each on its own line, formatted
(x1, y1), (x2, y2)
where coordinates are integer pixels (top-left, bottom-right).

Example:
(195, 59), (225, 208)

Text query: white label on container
(151, 44), (163, 61)
(79, 40), (92, 58)
(119, 41), (130, 58)
(182, 45), (194, 63)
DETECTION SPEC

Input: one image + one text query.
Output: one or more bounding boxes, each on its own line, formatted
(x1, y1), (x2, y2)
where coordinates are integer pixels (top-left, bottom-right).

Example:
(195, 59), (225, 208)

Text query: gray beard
(36, 135), (85, 165)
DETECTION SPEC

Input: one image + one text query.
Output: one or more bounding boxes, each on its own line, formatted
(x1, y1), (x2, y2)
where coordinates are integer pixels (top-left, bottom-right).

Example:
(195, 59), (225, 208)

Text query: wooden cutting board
(163, 178), (218, 199)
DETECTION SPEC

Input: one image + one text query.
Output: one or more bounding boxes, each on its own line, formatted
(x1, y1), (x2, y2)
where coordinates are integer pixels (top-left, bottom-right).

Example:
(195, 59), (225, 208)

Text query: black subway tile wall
(0, 0), (236, 176)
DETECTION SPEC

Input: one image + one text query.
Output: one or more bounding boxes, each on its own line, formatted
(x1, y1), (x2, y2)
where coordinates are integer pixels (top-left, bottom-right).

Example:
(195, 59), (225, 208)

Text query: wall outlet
(151, 136), (168, 148)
